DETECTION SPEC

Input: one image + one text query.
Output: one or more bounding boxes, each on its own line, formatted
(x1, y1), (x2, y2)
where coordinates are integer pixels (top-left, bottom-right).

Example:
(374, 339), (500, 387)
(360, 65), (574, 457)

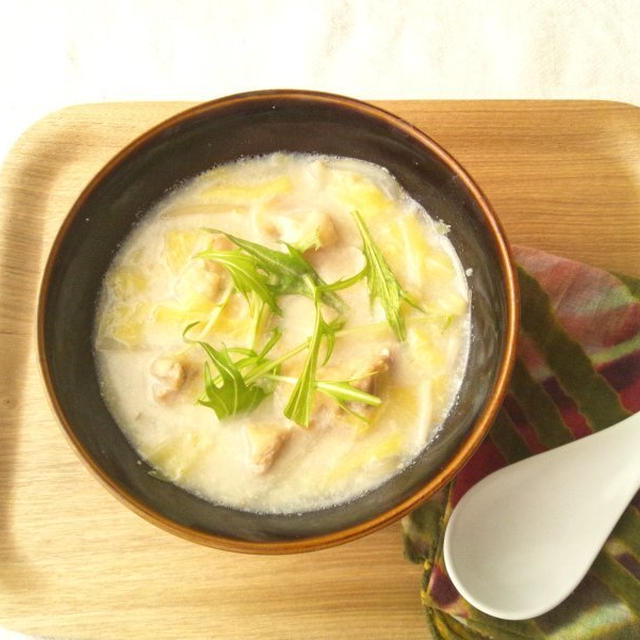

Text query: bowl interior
(41, 93), (511, 547)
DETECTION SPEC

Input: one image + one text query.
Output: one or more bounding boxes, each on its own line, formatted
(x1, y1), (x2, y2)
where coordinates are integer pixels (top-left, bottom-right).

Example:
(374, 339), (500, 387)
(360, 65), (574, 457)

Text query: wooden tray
(1, 100), (639, 640)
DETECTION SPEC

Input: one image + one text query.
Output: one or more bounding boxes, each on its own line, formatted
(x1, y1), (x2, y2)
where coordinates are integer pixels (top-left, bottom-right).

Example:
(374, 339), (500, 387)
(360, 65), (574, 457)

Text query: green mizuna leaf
(227, 328), (283, 375)
(270, 374), (381, 425)
(315, 380), (381, 407)
(203, 228), (345, 312)
(351, 210), (418, 341)
(283, 281), (348, 427)
(185, 222), (399, 426)
(196, 249), (280, 313)
(183, 323), (269, 419)
(315, 379), (381, 422)
(199, 344), (267, 418)
(283, 295), (325, 428)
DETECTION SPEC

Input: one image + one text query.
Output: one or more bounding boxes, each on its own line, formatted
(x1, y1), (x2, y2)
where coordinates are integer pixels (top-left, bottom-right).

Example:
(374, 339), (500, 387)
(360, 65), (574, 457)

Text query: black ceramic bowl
(38, 90), (518, 553)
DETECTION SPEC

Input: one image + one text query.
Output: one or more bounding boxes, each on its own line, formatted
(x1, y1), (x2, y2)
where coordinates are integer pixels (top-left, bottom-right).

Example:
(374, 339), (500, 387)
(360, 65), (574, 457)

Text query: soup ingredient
(150, 356), (186, 402)
(200, 229), (344, 311)
(257, 209), (337, 251)
(195, 338), (268, 419)
(350, 211), (418, 340)
(245, 423), (291, 474)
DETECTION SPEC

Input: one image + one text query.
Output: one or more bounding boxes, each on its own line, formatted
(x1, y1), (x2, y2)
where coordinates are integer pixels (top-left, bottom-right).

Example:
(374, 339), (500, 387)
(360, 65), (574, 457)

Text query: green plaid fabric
(403, 246), (640, 639)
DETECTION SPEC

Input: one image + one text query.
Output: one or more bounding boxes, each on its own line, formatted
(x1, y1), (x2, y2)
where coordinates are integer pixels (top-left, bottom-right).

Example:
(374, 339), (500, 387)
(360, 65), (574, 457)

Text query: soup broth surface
(94, 153), (470, 514)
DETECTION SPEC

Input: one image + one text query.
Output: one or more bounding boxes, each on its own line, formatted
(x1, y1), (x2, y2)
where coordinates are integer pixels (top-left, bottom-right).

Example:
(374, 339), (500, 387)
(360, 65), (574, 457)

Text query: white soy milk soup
(94, 153), (470, 514)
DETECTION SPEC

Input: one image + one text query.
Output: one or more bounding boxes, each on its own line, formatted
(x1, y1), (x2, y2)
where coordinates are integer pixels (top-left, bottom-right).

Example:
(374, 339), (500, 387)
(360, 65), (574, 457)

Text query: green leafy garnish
(203, 229), (345, 312)
(227, 327), (283, 376)
(183, 323), (269, 419)
(282, 278), (348, 427)
(351, 210), (419, 340)
(283, 284), (326, 427)
(317, 267), (366, 293)
(247, 298), (269, 350)
(182, 218), (416, 426)
(270, 374), (381, 424)
(314, 380), (381, 407)
(315, 379), (381, 422)
(196, 249), (279, 313)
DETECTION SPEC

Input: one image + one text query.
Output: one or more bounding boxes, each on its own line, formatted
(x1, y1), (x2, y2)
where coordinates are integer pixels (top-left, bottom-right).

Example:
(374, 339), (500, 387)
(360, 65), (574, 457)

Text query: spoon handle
(595, 411), (640, 488)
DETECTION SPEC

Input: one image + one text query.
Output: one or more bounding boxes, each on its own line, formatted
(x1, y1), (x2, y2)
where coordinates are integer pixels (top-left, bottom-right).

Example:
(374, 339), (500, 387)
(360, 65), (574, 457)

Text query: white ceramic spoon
(443, 411), (640, 620)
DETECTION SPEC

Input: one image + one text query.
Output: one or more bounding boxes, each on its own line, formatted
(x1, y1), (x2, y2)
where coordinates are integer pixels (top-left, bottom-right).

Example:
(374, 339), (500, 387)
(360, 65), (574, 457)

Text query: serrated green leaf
(351, 210), (419, 341)
(283, 284), (348, 427)
(283, 298), (324, 427)
(204, 228), (345, 311)
(183, 323), (269, 420)
(196, 249), (280, 313)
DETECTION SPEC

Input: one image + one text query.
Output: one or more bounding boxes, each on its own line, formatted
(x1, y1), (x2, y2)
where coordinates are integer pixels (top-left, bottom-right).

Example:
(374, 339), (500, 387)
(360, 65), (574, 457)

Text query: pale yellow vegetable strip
(412, 380), (433, 449)
(324, 431), (403, 485)
(145, 431), (212, 482)
(163, 203), (248, 217)
(195, 283), (234, 340)
(399, 216), (424, 289)
(200, 176), (292, 204)
(163, 229), (200, 273)
(334, 321), (391, 339)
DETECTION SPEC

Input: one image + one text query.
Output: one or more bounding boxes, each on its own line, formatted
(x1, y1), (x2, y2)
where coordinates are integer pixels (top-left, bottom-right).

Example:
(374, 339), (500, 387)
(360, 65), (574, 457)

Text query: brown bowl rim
(37, 89), (519, 554)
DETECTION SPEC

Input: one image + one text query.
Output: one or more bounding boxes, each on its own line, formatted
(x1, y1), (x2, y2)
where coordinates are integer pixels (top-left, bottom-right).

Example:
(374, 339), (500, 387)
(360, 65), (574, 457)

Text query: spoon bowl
(444, 411), (640, 620)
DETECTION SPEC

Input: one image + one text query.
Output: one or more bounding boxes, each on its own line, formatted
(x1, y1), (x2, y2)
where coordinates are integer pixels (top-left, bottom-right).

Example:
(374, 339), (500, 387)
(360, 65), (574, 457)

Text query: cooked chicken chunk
(309, 399), (340, 430)
(150, 356), (185, 402)
(310, 348), (393, 426)
(351, 348), (392, 395)
(256, 210), (337, 251)
(174, 235), (234, 302)
(177, 260), (222, 300)
(346, 348), (392, 415)
(245, 423), (290, 473)
(208, 235), (234, 252)
(303, 211), (338, 250)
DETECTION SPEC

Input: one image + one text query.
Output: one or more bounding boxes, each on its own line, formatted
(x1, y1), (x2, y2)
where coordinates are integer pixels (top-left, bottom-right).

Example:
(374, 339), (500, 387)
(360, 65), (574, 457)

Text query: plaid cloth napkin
(403, 246), (640, 639)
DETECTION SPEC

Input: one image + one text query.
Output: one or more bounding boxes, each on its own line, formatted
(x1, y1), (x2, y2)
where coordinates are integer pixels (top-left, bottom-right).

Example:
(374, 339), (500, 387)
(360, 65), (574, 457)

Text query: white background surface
(3, 0), (640, 164)
(1, 1), (640, 638)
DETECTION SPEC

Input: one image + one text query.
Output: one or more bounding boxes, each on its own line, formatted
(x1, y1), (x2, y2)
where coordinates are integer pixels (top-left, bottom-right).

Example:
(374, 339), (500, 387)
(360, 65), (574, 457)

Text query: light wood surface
(1, 100), (639, 640)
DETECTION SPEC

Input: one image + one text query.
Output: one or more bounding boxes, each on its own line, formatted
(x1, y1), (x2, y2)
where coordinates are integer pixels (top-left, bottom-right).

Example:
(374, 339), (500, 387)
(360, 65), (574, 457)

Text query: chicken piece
(177, 260), (221, 300)
(302, 211), (338, 250)
(174, 234), (233, 303)
(208, 235), (234, 252)
(176, 247), (239, 303)
(150, 356), (186, 402)
(309, 348), (393, 426)
(346, 348), (392, 416)
(245, 423), (290, 474)
(351, 348), (392, 395)
(256, 210), (337, 251)
(309, 399), (341, 430)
